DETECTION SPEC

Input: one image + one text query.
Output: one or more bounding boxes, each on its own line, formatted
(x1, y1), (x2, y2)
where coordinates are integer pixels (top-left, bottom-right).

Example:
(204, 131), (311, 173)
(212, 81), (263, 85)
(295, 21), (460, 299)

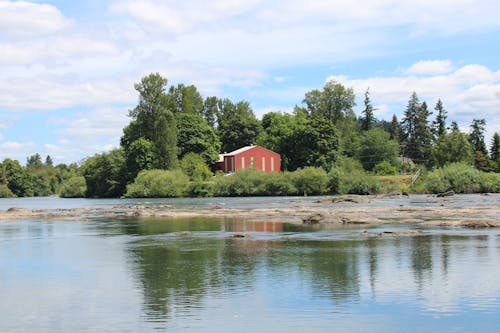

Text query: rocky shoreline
(1, 194), (499, 229)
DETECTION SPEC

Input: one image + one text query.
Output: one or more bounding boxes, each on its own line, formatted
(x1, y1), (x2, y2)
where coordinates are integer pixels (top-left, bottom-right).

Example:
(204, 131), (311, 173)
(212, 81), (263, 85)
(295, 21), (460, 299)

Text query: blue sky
(1, 0), (499, 164)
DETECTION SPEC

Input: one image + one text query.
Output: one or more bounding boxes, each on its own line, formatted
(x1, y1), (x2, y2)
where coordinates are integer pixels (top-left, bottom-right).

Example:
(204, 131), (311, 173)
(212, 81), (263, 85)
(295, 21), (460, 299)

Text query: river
(0, 196), (499, 332)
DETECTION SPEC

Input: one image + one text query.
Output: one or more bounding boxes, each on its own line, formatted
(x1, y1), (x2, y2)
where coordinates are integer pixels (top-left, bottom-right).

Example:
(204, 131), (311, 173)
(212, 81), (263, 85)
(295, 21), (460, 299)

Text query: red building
(214, 145), (280, 173)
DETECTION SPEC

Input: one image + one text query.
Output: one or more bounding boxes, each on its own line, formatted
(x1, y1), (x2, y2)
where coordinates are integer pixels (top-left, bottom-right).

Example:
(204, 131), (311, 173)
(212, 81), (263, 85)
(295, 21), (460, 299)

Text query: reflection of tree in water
(410, 236), (433, 288)
(264, 240), (361, 302)
(127, 237), (263, 322)
(308, 241), (360, 302)
(129, 239), (220, 319)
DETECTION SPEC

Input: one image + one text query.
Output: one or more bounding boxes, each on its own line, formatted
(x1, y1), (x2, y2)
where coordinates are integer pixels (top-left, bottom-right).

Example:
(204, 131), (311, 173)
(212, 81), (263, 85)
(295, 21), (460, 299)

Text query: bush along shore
(103, 163), (498, 198)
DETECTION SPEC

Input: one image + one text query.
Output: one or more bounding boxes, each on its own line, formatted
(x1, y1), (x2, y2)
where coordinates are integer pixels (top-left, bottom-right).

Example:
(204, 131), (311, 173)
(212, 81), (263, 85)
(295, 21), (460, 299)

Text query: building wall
(231, 146), (280, 173)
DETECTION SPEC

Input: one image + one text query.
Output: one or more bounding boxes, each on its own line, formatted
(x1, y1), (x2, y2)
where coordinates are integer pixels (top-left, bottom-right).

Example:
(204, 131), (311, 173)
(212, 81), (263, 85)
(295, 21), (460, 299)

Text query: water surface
(0, 196), (499, 332)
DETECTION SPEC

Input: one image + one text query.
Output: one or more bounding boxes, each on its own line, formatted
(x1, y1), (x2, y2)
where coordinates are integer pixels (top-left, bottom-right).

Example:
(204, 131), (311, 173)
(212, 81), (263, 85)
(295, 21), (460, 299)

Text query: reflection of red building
(226, 221), (284, 232)
(214, 145), (280, 173)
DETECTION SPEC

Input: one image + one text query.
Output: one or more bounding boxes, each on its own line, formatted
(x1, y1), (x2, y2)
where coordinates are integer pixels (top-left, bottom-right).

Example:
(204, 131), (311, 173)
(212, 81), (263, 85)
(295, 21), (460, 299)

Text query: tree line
(1, 73), (499, 198)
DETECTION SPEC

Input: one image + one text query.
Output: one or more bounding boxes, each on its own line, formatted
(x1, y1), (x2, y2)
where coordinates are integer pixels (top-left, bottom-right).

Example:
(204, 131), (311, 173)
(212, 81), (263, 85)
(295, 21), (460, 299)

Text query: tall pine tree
(469, 118), (489, 170)
(490, 132), (500, 171)
(401, 93), (432, 165)
(432, 99), (447, 140)
(360, 88), (375, 131)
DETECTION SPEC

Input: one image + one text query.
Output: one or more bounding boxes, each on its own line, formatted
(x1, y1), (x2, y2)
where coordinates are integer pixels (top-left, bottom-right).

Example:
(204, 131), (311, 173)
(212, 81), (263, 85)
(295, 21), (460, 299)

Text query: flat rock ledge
(0, 200), (498, 229)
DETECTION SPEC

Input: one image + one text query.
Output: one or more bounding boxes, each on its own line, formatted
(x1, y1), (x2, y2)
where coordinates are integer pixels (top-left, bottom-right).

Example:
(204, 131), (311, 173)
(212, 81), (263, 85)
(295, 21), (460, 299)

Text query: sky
(0, 0), (499, 164)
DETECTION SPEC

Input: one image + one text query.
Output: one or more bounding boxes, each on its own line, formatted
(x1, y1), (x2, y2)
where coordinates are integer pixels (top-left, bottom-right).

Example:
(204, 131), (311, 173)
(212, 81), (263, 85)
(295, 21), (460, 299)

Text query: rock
(6, 207), (28, 212)
(302, 213), (324, 224)
(232, 233), (249, 238)
(460, 221), (496, 228)
(361, 229), (423, 237)
(175, 231), (193, 236)
(437, 191), (455, 198)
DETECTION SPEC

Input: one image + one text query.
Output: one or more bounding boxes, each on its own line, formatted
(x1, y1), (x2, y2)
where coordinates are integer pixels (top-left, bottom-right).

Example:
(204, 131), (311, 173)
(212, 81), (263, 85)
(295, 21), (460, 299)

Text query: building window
(241, 157), (245, 169)
(250, 157), (254, 169)
(271, 157), (274, 172)
(262, 157), (266, 171)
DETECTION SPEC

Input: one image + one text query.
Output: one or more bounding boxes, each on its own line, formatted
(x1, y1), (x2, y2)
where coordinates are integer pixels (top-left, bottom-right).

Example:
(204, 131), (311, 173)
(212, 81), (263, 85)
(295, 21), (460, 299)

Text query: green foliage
(432, 99), (447, 140)
(358, 128), (399, 171)
(272, 112), (338, 171)
(291, 167), (329, 196)
(126, 169), (189, 198)
(491, 132), (500, 172)
(211, 169), (267, 197)
(125, 137), (155, 181)
(303, 80), (356, 124)
(360, 88), (375, 131)
(187, 181), (213, 197)
(401, 93), (433, 165)
(373, 161), (397, 176)
(212, 169), (298, 197)
(261, 172), (296, 196)
(81, 149), (127, 198)
(176, 113), (221, 164)
(180, 153), (213, 181)
(431, 131), (473, 167)
(423, 163), (498, 193)
(0, 184), (15, 198)
(0, 158), (33, 197)
(329, 157), (380, 194)
(217, 100), (261, 153)
(59, 176), (87, 198)
(122, 73), (178, 171)
(478, 172), (500, 193)
(167, 84), (203, 115)
(389, 114), (401, 143)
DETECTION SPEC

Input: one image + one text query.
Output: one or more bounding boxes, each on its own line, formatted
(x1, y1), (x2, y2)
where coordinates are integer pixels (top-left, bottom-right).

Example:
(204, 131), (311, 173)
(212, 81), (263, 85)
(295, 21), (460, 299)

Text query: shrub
(478, 172), (500, 193)
(212, 169), (267, 197)
(373, 161), (397, 176)
(59, 176), (87, 198)
(262, 172), (296, 196)
(187, 181), (213, 197)
(0, 184), (15, 198)
(329, 157), (380, 195)
(291, 167), (329, 196)
(126, 169), (189, 198)
(180, 153), (213, 181)
(424, 163), (484, 194)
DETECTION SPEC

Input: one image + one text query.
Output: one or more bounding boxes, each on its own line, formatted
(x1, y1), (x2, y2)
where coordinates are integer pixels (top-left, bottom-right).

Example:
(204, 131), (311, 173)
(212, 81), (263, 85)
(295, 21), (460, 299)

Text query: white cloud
(0, 140), (35, 161)
(0, 1), (71, 38)
(0, 35), (118, 66)
(56, 108), (129, 141)
(405, 60), (454, 75)
(327, 61), (500, 138)
(0, 75), (136, 111)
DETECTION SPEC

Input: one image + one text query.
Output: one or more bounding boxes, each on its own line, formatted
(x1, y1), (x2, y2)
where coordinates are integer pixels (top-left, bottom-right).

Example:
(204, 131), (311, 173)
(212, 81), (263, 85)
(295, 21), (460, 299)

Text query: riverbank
(1, 194), (498, 228)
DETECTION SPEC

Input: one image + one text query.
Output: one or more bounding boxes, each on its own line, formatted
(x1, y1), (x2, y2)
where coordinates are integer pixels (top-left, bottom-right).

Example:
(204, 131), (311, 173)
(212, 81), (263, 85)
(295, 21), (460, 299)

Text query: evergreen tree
(389, 114), (401, 143)
(490, 132), (500, 171)
(45, 155), (54, 167)
(432, 99), (447, 140)
(400, 93), (432, 165)
(469, 118), (488, 170)
(450, 121), (460, 132)
(360, 88), (375, 131)
(469, 119), (488, 154)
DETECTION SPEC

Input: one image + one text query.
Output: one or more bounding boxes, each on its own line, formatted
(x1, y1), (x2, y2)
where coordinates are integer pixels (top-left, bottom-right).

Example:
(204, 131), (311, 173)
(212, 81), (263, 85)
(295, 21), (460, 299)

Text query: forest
(1, 73), (499, 198)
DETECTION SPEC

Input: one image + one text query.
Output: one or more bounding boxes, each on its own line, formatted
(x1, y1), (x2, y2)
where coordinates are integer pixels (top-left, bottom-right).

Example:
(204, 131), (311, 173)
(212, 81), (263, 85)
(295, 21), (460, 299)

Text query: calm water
(0, 196), (499, 332)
